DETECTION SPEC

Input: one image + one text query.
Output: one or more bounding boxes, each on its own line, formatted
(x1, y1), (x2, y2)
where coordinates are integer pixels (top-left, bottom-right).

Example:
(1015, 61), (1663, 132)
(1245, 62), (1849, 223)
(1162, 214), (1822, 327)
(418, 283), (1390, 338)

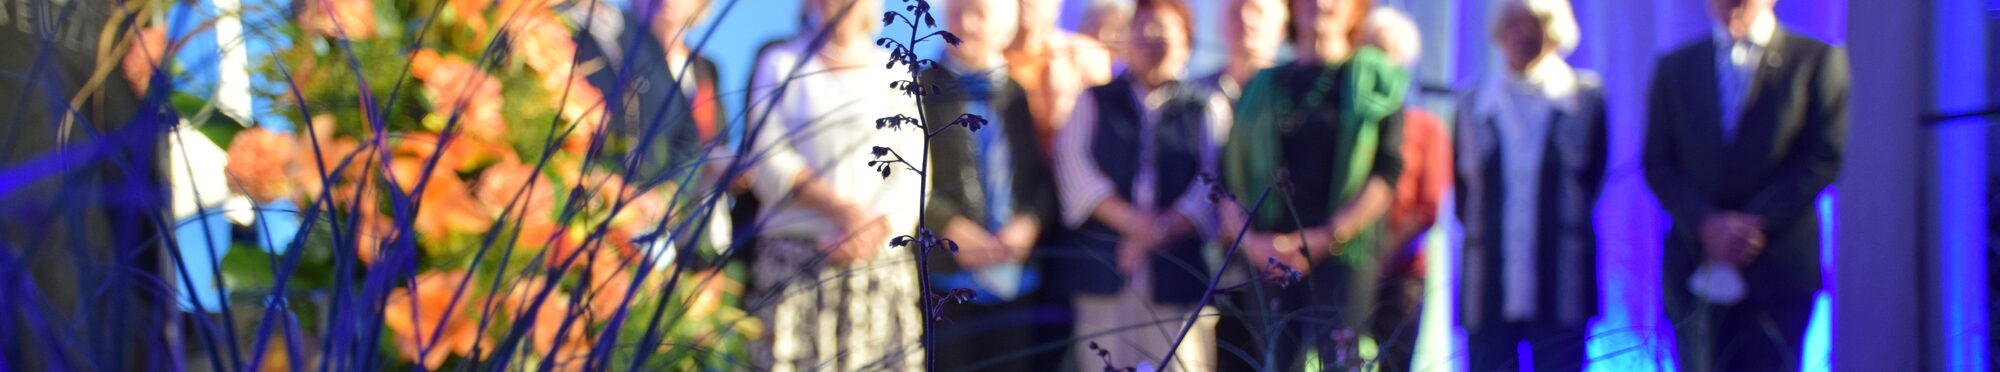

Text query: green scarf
(1224, 47), (1409, 233)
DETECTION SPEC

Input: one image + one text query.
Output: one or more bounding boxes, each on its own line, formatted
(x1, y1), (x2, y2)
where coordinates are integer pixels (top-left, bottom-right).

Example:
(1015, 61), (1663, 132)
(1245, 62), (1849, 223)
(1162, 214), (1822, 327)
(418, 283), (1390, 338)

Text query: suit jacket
(1455, 75), (1608, 330)
(921, 64), (1062, 276)
(1645, 29), (1850, 303)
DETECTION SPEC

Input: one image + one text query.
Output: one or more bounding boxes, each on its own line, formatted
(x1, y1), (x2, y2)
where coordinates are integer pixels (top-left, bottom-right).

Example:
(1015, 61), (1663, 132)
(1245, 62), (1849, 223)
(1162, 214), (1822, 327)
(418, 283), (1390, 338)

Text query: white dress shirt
(1053, 80), (1229, 238)
(746, 39), (924, 242)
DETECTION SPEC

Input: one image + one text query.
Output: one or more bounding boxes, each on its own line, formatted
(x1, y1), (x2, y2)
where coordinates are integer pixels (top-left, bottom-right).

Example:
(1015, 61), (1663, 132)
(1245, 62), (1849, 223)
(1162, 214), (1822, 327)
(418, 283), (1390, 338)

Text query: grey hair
(1360, 7), (1422, 67)
(1495, 0), (1581, 55)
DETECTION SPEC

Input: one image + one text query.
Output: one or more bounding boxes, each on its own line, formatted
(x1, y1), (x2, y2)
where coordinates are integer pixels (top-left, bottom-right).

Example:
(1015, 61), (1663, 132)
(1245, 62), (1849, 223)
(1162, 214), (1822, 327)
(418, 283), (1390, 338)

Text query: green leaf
(170, 92), (248, 148)
(219, 247), (280, 289)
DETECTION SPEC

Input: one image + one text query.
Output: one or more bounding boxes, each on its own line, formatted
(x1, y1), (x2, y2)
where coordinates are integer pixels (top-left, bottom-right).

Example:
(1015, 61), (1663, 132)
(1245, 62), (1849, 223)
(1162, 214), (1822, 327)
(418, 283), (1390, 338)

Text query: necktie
(1719, 41), (1752, 143)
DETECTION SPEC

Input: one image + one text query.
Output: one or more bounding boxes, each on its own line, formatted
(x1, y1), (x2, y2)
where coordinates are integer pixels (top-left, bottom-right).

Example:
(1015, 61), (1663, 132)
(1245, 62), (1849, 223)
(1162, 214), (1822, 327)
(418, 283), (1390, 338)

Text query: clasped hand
(1699, 211), (1766, 266)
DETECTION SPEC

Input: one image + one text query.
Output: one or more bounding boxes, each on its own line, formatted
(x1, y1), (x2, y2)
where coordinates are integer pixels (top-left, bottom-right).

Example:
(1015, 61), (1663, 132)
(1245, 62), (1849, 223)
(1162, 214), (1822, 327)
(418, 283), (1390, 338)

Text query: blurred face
(1292, 0), (1367, 63)
(947, 0), (1016, 64)
(1226, 0), (1287, 64)
(810, 0), (880, 42)
(1709, 0), (1775, 38)
(1127, 6), (1190, 86)
(1492, 2), (1550, 72)
(1019, 0), (1060, 36)
(1082, 7), (1130, 54)
(653, 0), (703, 39)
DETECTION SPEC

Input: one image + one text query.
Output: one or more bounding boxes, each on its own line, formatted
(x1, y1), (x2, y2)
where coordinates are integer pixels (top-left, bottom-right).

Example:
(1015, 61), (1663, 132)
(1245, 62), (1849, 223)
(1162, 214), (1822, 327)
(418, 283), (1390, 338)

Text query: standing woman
(1051, 1), (1224, 370)
(1219, 0), (1405, 369)
(742, 0), (924, 370)
(1454, 0), (1605, 370)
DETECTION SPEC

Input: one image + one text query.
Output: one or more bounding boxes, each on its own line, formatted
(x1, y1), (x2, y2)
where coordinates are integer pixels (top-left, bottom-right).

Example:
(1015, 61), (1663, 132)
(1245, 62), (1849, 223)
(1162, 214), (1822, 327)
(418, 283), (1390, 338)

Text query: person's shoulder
(1240, 66), (1291, 93)
(1659, 38), (1713, 66)
(1403, 108), (1443, 133)
(1775, 29), (1842, 65)
(1574, 69), (1606, 99)
(920, 62), (961, 82)
(751, 38), (810, 77)
(1778, 28), (1835, 52)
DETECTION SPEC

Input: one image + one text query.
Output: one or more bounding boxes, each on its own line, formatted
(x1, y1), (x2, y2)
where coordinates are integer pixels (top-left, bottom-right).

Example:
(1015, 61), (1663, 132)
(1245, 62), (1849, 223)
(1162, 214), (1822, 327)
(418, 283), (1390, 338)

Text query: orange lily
(383, 271), (488, 370)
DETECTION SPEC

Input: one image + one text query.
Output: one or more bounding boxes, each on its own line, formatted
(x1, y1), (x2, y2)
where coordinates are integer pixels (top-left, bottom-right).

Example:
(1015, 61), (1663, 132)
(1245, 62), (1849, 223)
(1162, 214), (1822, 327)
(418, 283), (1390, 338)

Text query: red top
(1385, 108), (1451, 276)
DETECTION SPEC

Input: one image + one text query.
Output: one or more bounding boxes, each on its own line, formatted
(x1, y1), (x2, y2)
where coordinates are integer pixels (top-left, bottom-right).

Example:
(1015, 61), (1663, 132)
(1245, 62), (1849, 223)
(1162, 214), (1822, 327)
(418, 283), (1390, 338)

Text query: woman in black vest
(1050, 1), (1225, 370)
(1220, 0), (1407, 369)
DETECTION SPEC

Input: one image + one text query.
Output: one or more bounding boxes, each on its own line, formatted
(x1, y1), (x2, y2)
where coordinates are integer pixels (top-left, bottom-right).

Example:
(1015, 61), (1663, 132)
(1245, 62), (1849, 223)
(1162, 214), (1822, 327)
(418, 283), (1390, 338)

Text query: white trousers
(1072, 273), (1219, 372)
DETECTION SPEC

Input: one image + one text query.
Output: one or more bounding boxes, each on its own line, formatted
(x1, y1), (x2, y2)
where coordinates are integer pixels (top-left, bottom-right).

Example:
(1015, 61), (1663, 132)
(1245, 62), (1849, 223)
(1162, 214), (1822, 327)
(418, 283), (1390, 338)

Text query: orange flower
(298, 0), (377, 40)
(383, 271), (487, 370)
(500, 276), (588, 357)
(410, 50), (508, 141)
(553, 77), (611, 154)
(226, 128), (303, 203)
(393, 132), (520, 172)
(518, 218), (583, 255)
(507, 12), (582, 86)
(445, 0), (491, 34)
(578, 249), (637, 321)
(290, 116), (371, 202)
(351, 210), (394, 266)
(598, 178), (670, 242)
(386, 157), (494, 240)
(121, 26), (168, 94)
(474, 161), (557, 222)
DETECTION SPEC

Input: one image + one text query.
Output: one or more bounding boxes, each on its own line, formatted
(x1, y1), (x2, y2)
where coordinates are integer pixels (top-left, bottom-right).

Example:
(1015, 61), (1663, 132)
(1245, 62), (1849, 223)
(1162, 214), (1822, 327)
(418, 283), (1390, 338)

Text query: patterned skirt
(747, 236), (924, 371)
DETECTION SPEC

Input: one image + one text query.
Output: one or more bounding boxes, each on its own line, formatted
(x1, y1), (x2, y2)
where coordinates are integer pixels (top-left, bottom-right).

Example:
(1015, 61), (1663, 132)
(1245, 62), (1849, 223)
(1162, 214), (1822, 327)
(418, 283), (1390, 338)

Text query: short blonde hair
(1494, 0), (1580, 54)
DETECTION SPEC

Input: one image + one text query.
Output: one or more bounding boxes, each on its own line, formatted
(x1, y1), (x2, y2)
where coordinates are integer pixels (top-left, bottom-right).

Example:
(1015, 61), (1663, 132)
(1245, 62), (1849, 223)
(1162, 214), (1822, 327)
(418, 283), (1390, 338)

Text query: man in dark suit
(1644, 0), (1849, 370)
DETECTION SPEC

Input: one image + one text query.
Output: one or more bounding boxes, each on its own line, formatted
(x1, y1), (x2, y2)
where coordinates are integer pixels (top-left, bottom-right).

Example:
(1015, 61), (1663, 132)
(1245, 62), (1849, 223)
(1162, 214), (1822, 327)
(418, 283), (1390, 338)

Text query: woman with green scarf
(1217, 0), (1408, 369)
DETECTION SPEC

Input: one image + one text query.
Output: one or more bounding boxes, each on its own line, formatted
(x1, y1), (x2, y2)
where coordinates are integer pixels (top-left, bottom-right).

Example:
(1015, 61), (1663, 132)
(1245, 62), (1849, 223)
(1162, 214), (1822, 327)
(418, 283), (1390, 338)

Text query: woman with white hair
(742, 0), (924, 370)
(1453, 0), (1605, 370)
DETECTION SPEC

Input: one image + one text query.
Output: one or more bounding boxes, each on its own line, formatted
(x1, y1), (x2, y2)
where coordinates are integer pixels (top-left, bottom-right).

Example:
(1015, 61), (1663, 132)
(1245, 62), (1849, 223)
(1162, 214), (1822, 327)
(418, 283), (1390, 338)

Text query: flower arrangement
(208, 0), (757, 369)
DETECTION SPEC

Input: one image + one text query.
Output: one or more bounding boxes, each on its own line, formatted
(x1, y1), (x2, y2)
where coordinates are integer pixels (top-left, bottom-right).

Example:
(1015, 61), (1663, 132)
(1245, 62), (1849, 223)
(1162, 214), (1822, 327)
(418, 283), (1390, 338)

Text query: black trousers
(932, 288), (1073, 372)
(1667, 296), (1815, 372)
(1466, 319), (1588, 372)
(1369, 252), (1425, 372)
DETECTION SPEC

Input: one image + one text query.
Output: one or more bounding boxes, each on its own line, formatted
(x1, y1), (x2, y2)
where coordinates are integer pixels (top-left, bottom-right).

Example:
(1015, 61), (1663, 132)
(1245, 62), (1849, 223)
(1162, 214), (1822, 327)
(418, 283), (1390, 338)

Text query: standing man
(1645, 0), (1849, 370)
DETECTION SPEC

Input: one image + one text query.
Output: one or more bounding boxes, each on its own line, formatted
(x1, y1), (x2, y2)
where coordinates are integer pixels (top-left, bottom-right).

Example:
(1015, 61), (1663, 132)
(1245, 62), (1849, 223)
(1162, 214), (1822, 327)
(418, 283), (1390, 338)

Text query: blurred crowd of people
(594, 0), (1847, 370)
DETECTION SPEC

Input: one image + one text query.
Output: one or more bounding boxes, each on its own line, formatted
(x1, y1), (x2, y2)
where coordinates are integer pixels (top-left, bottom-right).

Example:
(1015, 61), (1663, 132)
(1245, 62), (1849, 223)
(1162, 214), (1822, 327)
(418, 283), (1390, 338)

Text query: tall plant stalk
(868, 0), (985, 369)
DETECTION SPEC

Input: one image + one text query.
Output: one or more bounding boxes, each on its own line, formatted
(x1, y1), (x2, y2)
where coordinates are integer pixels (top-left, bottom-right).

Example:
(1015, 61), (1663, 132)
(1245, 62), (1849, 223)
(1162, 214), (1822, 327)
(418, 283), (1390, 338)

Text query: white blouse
(745, 39), (925, 242)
